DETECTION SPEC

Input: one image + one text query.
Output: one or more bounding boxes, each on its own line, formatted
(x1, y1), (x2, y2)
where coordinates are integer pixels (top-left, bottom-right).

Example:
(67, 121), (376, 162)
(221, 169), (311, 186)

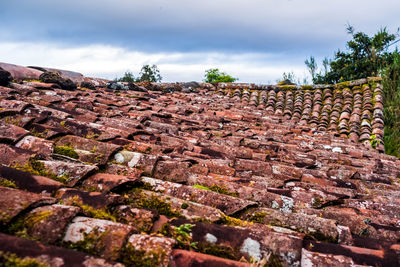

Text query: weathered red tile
(15, 135), (53, 158)
(0, 121), (29, 144)
(0, 232), (124, 267)
(81, 173), (139, 193)
(171, 249), (250, 267)
(63, 216), (134, 260)
(0, 187), (55, 226)
(125, 234), (176, 267)
(0, 165), (63, 194)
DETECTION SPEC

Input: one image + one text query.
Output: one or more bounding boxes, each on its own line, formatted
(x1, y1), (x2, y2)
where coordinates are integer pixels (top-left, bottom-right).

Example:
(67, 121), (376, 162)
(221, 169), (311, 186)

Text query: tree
(305, 56), (317, 81)
(306, 25), (399, 84)
(117, 71), (136, 83)
(204, 68), (238, 83)
(382, 49), (400, 157)
(137, 64), (162, 82)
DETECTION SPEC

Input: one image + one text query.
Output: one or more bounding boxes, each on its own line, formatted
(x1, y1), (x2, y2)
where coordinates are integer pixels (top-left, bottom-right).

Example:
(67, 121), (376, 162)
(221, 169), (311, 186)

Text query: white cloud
(0, 41), (309, 83)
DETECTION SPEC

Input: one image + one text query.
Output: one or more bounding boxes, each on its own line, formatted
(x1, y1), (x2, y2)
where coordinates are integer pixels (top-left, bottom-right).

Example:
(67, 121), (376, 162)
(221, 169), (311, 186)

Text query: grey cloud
(2, 0), (399, 57)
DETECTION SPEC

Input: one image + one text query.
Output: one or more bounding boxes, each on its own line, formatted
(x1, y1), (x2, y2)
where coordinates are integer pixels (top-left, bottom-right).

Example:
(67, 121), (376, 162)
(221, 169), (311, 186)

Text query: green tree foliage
(306, 26), (398, 84)
(137, 64), (162, 82)
(382, 50), (400, 157)
(204, 68), (238, 83)
(116, 65), (162, 83)
(306, 25), (400, 158)
(117, 71), (136, 83)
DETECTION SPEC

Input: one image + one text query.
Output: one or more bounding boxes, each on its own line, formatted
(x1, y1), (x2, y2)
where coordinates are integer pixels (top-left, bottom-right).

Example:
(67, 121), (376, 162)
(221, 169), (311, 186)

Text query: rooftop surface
(0, 63), (399, 267)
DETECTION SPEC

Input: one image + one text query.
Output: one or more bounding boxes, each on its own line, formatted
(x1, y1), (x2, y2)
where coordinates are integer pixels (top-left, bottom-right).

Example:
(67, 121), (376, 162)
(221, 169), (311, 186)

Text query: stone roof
(0, 63), (399, 266)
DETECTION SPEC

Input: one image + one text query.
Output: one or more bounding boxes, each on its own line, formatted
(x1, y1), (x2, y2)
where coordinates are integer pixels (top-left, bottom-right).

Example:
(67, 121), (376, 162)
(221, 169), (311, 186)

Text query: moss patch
(192, 184), (239, 197)
(7, 210), (54, 240)
(192, 184), (211, 191)
(65, 196), (116, 222)
(130, 192), (181, 218)
(120, 243), (166, 267)
(0, 177), (18, 189)
(247, 211), (267, 224)
(53, 145), (79, 159)
(0, 251), (49, 267)
(218, 215), (251, 227)
(65, 228), (107, 256)
(11, 158), (69, 184)
(197, 243), (236, 260)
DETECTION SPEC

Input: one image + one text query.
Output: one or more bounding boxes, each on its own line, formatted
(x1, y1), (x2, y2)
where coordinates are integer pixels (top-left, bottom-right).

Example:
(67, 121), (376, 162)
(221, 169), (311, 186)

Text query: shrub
(204, 68), (237, 83)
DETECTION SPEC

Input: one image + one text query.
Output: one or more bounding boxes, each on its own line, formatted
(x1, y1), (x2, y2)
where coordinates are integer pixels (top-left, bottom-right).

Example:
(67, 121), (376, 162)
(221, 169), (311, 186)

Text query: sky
(1, 0), (399, 83)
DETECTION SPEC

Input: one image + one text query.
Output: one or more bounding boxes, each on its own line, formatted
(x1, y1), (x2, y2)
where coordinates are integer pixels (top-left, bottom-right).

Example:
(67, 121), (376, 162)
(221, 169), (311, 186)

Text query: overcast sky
(1, 0), (399, 83)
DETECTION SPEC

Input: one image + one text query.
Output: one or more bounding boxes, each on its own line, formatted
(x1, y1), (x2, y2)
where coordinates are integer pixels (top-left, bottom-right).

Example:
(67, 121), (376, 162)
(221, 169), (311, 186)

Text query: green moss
(335, 81), (350, 88)
(192, 184), (239, 197)
(94, 153), (104, 163)
(139, 182), (154, 191)
(131, 192), (181, 218)
(181, 203), (189, 209)
(120, 243), (166, 267)
(53, 145), (79, 159)
(192, 184), (211, 191)
(7, 210), (54, 240)
(11, 159), (69, 184)
(218, 215), (251, 227)
(247, 211), (267, 224)
(0, 251), (49, 267)
(0, 178), (18, 189)
(311, 197), (324, 208)
(30, 128), (47, 138)
(86, 131), (99, 140)
(23, 79), (41, 83)
(279, 85), (297, 90)
(4, 117), (22, 126)
(208, 184), (239, 197)
(198, 243), (236, 260)
(66, 196), (116, 221)
(301, 85), (313, 90)
(65, 228), (107, 255)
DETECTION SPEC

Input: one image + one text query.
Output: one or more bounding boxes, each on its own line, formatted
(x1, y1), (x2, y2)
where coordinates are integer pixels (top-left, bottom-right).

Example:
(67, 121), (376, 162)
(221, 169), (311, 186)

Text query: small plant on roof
(369, 134), (381, 149)
(173, 224), (198, 250)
